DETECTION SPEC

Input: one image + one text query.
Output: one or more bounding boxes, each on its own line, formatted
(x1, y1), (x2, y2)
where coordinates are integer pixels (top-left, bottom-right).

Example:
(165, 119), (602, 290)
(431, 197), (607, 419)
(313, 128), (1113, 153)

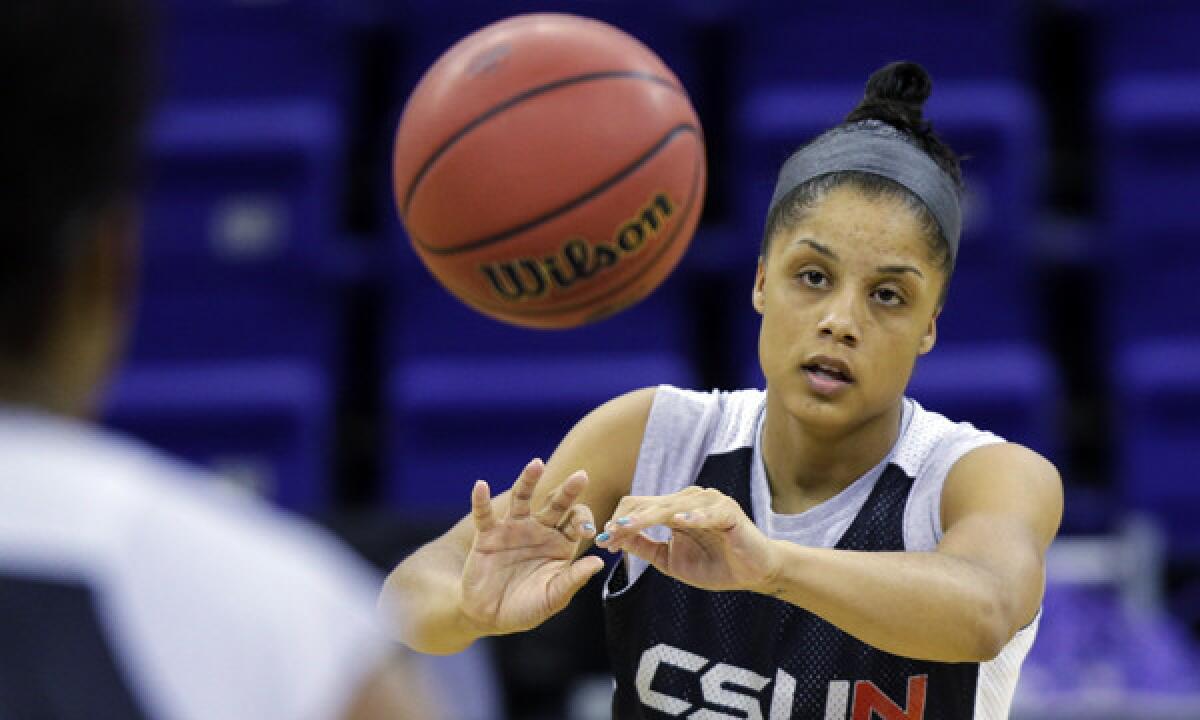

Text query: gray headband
(769, 120), (962, 259)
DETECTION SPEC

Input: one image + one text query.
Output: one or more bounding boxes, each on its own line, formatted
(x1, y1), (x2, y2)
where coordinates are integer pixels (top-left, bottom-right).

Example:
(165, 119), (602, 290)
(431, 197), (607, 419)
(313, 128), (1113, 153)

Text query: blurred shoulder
(0, 405), (379, 612)
(0, 407), (388, 719)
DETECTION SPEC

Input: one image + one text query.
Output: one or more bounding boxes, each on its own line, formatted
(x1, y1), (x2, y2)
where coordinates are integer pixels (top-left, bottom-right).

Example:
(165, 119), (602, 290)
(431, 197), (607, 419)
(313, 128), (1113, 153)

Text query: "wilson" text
(480, 192), (675, 302)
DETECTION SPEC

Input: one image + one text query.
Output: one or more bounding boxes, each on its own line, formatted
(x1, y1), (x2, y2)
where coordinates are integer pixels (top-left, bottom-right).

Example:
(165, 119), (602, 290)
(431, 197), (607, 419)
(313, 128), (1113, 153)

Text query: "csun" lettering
(480, 192), (675, 302)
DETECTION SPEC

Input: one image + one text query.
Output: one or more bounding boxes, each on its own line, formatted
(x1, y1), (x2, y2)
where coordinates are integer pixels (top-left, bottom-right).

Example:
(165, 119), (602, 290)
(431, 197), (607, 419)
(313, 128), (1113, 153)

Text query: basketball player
(383, 62), (1063, 718)
(0, 2), (436, 718)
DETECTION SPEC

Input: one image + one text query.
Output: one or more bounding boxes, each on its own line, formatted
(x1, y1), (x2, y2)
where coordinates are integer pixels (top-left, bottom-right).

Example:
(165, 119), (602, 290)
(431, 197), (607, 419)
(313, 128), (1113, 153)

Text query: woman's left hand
(594, 487), (780, 593)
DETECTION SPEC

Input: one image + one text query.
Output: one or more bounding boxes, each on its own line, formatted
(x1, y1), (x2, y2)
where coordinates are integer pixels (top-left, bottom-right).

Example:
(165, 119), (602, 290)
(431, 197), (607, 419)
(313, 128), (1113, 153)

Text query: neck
(760, 393), (904, 514)
(0, 361), (93, 419)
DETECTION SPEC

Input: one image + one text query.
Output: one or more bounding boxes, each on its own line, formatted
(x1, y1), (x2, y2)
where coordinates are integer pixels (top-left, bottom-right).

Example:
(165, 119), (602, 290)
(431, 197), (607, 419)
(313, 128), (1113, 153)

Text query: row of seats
(1095, 1), (1200, 550)
(102, 0), (1200, 553)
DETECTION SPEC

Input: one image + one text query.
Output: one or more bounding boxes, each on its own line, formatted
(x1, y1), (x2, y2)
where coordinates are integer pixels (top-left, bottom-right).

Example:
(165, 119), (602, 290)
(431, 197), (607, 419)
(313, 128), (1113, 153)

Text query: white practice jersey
(0, 406), (390, 720)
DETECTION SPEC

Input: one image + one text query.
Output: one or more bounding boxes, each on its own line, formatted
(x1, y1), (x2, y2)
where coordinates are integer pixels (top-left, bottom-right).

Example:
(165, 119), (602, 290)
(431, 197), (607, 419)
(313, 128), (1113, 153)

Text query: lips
(801, 355), (855, 384)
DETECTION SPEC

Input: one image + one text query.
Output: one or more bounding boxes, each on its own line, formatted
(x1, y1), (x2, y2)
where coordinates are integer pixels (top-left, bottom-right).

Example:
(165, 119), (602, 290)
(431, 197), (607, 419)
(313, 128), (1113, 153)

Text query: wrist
(454, 586), (495, 640)
(751, 537), (790, 597)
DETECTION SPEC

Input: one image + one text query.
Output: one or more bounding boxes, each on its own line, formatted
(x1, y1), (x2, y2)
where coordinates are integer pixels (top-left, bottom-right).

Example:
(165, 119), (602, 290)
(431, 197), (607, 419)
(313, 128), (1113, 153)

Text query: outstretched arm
(380, 388), (654, 655)
(597, 442), (1063, 662)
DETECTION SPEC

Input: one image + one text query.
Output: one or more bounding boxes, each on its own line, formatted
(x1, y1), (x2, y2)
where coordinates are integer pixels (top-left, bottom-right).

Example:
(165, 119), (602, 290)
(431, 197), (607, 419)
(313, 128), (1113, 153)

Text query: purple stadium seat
(1113, 339), (1200, 552)
(729, 0), (1031, 91)
(1091, 0), (1200, 78)
(103, 361), (334, 513)
(908, 343), (1058, 456)
(383, 249), (697, 514)
(129, 102), (350, 365)
(1098, 76), (1200, 345)
(113, 100), (356, 513)
(387, 0), (701, 105)
(1095, 0), (1200, 551)
(142, 103), (344, 269)
(158, 0), (357, 104)
(1018, 582), (1200, 708)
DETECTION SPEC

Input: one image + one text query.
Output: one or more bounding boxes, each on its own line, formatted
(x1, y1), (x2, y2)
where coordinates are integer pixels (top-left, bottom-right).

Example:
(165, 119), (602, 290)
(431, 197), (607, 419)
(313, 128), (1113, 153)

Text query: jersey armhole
(928, 434), (1006, 544)
(901, 420), (1005, 550)
(607, 385), (726, 600)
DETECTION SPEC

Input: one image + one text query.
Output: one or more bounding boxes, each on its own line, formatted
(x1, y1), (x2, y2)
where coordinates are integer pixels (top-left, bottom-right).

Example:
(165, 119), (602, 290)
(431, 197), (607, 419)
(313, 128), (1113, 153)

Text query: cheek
(757, 308), (786, 360)
(863, 315), (927, 375)
(757, 300), (803, 366)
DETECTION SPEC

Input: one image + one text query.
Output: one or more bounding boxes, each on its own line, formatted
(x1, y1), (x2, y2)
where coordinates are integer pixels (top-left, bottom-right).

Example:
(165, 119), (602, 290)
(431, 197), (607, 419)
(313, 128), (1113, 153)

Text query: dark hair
(0, 0), (151, 362)
(762, 61), (964, 307)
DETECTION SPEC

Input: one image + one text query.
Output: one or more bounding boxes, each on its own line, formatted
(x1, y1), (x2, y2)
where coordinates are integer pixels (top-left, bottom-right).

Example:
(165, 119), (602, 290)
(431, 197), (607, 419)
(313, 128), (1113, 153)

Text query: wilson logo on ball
(479, 192), (675, 302)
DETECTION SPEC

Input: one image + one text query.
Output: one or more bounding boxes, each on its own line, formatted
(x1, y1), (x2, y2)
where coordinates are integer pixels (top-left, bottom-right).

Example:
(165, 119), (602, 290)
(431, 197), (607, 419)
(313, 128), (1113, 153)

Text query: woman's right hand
(458, 458), (606, 636)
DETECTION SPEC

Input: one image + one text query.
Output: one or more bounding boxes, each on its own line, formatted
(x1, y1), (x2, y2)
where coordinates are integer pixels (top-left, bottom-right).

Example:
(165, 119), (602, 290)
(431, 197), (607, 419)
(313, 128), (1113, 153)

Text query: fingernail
(596, 532), (610, 543)
(582, 522), (596, 533)
(615, 516), (632, 526)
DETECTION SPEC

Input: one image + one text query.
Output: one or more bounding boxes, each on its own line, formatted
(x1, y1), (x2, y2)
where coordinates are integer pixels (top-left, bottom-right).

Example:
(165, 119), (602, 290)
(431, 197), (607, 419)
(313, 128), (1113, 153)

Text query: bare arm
(756, 442), (1062, 661)
(377, 515), (482, 655)
(379, 387), (655, 654)
(599, 441), (1063, 662)
(343, 651), (443, 720)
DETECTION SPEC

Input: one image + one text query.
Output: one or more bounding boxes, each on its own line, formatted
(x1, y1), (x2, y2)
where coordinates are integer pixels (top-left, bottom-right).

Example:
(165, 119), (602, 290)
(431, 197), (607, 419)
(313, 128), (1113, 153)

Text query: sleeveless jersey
(604, 386), (1039, 720)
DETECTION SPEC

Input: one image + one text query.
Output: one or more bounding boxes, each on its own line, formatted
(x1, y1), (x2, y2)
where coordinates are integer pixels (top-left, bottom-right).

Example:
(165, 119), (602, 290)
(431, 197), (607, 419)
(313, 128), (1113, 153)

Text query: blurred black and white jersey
(0, 406), (390, 720)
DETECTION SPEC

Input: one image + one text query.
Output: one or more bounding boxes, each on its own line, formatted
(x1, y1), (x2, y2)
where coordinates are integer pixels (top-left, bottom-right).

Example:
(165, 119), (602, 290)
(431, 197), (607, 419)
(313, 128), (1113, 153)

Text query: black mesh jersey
(602, 386), (1037, 720)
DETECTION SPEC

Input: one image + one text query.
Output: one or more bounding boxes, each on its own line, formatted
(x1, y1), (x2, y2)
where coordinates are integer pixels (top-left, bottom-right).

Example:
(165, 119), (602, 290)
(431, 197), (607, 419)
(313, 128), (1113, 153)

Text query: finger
(545, 555), (606, 614)
(621, 532), (670, 574)
(669, 505), (739, 532)
(507, 458), (544, 519)
(470, 480), (496, 533)
(535, 469), (588, 528)
(557, 502), (596, 544)
(595, 495), (649, 546)
(599, 503), (690, 547)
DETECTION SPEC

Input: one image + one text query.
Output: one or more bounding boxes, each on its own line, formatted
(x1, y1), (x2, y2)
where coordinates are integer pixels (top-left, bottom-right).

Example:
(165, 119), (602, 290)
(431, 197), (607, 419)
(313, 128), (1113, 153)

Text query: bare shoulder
(941, 442), (1063, 550)
(424, 387), (660, 559)
(578, 385), (659, 429)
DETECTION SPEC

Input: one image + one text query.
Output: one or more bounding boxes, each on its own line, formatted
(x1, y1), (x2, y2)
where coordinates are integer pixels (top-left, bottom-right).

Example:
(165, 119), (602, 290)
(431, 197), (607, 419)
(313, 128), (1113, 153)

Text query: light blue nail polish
(615, 516), (632, 526)
(583, 522), (596, 533)
(596, 532), (610, 543)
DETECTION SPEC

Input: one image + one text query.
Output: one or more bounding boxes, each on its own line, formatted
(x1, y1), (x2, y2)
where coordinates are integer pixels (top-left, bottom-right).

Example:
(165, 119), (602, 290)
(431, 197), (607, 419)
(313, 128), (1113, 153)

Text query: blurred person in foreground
(0, 2), (435, 718)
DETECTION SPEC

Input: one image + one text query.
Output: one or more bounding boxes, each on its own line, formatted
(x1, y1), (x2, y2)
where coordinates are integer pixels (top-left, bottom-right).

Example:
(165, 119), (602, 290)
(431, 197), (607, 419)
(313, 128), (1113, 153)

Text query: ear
(752, 257), (766, 315)
(918, 306), (939, 355)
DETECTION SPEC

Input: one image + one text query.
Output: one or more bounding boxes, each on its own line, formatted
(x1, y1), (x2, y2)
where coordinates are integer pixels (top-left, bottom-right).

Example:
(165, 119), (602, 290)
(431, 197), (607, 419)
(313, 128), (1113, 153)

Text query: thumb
(545, 555), (605, 613)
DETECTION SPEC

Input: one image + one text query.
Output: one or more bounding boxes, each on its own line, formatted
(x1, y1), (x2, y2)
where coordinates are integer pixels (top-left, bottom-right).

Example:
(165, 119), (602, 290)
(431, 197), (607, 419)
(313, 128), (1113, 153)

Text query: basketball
(392, 13), (706, 329)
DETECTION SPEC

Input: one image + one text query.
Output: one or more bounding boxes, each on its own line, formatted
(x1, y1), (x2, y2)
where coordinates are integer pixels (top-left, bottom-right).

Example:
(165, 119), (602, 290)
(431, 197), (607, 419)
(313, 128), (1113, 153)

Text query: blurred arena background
(96, 0), (1200, 717)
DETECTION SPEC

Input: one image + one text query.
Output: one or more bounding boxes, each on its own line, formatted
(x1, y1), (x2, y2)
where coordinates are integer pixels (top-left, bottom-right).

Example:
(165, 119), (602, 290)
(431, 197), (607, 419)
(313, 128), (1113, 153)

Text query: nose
(816, 290), (860, 348)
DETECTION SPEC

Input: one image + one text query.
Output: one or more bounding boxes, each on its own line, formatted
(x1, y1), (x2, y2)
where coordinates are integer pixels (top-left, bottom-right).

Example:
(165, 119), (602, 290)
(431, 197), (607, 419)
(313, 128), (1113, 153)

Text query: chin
(772, 380), (861, 430)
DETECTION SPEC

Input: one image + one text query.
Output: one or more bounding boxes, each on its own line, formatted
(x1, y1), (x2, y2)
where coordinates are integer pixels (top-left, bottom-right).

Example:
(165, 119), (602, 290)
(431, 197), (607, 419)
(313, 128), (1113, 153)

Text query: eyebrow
(877, 264), (925, 279)
(791, 238), (925, 279)
(791, 237), (839, 260)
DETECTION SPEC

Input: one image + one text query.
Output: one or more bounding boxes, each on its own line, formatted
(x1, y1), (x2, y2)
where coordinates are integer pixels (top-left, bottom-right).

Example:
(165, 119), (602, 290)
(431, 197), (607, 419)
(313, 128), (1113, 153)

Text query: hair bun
(845, 61), (933, 135)
(864, 61), (932, 108)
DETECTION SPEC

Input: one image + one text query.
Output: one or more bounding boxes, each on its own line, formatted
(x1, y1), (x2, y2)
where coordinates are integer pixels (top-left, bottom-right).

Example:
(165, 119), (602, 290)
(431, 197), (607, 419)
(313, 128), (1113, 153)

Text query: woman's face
(753, 183), (945, 433)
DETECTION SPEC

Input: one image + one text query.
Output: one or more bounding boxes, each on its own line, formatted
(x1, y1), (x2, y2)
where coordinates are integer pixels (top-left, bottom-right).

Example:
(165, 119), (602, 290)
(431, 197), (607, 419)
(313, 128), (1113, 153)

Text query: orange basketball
(392, 13), (706, 329)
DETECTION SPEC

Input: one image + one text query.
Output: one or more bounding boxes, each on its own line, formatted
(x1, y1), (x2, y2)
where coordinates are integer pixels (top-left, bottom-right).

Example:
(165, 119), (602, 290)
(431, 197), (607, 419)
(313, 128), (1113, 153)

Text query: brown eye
(872, 287), (904, 306)
(797, 270), (828, 289)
